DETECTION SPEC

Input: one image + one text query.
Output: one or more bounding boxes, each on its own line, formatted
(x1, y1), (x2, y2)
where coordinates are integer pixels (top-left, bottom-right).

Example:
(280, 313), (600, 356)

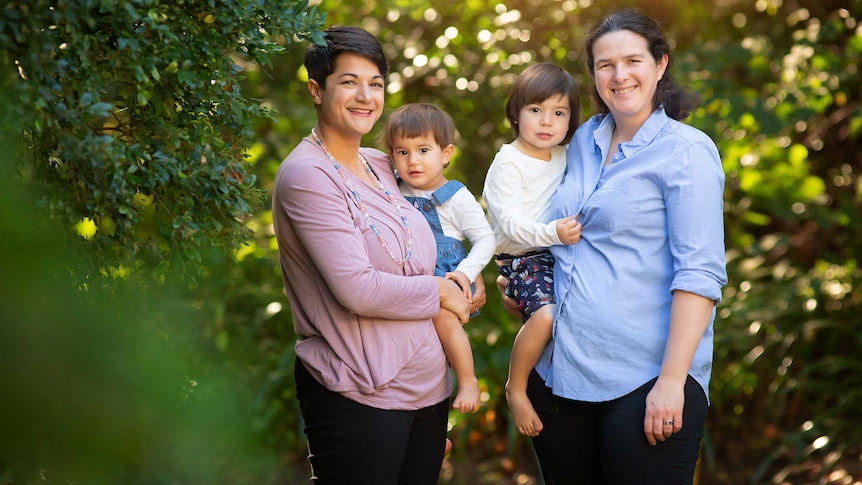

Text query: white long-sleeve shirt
(483, 144), (567, 255)
(400, 183), (496, 283)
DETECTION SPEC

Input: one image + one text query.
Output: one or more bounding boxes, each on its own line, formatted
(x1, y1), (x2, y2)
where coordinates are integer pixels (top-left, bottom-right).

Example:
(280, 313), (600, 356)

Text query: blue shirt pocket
(581, 186), (643, 234)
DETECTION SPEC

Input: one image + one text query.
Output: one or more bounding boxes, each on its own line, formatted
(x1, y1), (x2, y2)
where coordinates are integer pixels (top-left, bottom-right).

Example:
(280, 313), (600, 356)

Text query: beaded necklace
(310, 128), (413, 264)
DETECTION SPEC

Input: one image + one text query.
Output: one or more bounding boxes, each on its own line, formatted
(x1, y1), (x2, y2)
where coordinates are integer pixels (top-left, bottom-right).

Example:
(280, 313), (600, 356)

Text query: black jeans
(294, 358), (448, 485)
(527, 370), (708, 485)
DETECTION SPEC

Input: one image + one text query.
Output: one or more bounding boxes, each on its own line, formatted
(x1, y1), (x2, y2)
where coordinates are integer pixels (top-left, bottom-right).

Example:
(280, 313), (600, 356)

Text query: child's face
(515, 93), (571, 160)
(391, 134), (453, 192)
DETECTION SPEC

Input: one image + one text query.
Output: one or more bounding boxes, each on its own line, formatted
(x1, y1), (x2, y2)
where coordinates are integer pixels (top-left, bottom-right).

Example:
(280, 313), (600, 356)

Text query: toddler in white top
(483, 63), (582, 436)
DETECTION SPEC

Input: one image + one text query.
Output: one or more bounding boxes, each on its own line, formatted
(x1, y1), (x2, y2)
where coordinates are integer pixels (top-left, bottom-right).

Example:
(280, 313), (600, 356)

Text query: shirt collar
(592, 107), (670, 163)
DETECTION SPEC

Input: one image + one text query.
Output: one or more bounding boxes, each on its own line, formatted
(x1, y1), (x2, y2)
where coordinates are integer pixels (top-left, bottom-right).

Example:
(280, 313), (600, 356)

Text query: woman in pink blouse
(272, 26), (479, 484)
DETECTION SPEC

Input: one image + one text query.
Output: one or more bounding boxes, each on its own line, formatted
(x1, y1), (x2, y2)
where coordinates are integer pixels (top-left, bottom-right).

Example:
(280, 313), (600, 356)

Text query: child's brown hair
(382, 103), (457, 166)
(505, 63), (580, 145)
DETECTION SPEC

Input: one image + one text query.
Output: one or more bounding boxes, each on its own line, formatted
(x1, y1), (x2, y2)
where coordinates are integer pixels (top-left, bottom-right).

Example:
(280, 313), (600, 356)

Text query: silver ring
(663, 420), (674, 426)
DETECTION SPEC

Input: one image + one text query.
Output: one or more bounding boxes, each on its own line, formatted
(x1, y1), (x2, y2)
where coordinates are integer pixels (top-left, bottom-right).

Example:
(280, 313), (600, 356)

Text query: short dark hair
(304, 25), (388, 86)
(505, 63), (580, 145)
(381, 103), (457, 156)
(584, 9), (698, 120)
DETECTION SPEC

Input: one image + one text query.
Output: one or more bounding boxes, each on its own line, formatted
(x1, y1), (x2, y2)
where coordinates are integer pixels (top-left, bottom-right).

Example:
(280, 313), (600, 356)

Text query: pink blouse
(272, 137), (450, 410)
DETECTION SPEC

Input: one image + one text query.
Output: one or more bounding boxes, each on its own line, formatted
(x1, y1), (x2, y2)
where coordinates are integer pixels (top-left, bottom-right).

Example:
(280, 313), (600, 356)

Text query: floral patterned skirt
(496, 250), (555, 323)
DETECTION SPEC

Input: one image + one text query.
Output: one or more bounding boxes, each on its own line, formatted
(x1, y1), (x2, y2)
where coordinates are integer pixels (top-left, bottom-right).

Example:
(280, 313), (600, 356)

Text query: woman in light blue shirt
(518, 9), (728, 484)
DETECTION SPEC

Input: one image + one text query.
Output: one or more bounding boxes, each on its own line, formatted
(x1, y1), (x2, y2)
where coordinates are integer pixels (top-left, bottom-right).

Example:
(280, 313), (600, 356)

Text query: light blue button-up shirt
(537, 108), (728, 402)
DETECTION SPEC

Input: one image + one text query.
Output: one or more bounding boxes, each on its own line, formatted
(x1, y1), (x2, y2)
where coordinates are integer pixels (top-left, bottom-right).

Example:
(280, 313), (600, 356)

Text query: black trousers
(294, 358), (448, 485)
(527, 370), (708, 485)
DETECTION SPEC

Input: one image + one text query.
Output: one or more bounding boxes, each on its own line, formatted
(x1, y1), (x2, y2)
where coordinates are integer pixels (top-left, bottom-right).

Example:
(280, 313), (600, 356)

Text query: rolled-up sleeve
(666, 140), (728, 302)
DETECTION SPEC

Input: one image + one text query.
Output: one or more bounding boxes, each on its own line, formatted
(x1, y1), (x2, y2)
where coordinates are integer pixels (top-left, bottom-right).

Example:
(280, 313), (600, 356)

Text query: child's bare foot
(506, 388), (543, 437)
(451, 377), (480, 413)
(444, 438), (453, 457)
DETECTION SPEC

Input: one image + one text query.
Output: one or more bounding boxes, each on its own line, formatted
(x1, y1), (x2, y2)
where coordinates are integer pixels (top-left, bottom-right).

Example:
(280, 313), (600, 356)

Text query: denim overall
(403, 180), (467, 278)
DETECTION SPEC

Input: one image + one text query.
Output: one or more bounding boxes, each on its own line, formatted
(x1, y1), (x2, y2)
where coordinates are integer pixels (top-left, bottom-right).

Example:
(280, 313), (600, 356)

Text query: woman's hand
(643, 375), (684, 445)
(470, 276), (487, 315)
(444, 270), (472, 300)
(437, 277), (470, 323)
(495, 275), (521, 318)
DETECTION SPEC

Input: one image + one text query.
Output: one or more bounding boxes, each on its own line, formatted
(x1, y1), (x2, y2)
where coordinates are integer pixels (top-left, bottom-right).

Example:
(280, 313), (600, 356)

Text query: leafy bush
(1, 1), (324, 484)
(0, 0), (325, 282)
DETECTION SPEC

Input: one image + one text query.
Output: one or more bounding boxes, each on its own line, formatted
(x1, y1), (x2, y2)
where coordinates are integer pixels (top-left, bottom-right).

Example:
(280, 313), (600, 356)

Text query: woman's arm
(643, 290), (714, 445)
(645, 138), (727, 445)
(277, 157), (439, 320)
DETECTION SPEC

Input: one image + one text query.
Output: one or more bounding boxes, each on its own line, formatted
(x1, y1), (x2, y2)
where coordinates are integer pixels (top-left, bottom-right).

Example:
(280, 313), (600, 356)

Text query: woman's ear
(308, 79), (322, 105)
(657, 53), (669, 81)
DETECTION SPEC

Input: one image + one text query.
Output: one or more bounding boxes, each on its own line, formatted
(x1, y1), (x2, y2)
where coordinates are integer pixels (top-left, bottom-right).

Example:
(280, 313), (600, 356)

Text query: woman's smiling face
(591, 29), (668, 127)
(313, 52), (385, 139)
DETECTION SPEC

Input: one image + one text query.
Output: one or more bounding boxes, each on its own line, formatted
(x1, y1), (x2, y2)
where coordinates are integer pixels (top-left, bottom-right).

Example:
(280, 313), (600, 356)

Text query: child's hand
(555, 216), (581, 245)
(445, 271), (472, 300)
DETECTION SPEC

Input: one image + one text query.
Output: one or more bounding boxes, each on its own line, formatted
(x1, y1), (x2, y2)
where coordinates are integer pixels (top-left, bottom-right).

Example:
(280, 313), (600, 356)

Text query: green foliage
(0, 1), (325, 484)
(682, 2), (862, 482)
(0, 130), (298, 485)
(0, 0), (325, 282)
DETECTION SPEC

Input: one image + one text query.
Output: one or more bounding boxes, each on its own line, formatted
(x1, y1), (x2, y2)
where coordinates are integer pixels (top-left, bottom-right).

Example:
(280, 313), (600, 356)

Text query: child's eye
(397, 149), (408, 156)
(555, 110), (567, 117)
(420, 147), (430, 154)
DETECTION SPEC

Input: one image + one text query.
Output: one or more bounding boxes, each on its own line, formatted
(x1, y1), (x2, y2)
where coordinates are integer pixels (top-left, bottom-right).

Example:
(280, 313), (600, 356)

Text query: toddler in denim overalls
(382, 103), (496, 414)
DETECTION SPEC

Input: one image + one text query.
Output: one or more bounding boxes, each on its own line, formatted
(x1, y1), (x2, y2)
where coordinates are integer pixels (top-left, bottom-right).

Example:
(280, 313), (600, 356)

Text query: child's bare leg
(434, 309), (479, 413)
(507, 304), (554, 437)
